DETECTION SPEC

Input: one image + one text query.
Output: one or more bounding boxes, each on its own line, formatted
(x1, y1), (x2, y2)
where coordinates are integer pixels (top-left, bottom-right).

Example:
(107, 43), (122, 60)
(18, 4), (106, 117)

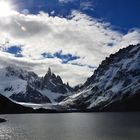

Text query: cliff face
(0, 66), (73, 104)
(61, 44), (140, 111)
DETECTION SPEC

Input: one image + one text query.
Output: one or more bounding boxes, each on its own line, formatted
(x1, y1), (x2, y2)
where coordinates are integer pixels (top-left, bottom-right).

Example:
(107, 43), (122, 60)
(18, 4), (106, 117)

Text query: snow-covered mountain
(0, 66), (73, 104)
(60, 44), (140, 111)
(0, 44), (140, 112)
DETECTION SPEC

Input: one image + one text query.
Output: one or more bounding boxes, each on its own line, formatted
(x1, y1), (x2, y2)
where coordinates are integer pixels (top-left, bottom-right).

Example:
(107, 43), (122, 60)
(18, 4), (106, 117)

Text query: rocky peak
(1, 66), (74, 104)
(39, 67), (73, 94)
(56, 75), (63, 84)
(61, 44), (140, 111)
(44, 67), (52, 81)
(5, 66), (40, 87)
(82, 44), (140, 88)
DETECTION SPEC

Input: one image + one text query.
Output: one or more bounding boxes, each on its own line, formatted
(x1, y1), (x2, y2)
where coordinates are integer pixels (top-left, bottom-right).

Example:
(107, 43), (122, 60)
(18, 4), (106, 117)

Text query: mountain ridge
(60, 44), (140, 111)
(0, 66), (74, 104)
(0, 44), (140, 112)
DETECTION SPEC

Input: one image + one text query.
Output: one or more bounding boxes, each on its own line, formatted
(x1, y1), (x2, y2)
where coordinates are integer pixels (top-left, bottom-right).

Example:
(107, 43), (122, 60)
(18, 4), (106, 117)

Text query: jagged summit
(0, 44), (140, 111)
(41, 67), (72, 93)
(0, 66), (74, 104)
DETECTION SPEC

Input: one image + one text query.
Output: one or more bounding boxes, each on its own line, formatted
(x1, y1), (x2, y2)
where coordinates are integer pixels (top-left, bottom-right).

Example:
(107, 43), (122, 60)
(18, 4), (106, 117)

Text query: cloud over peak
(0, 10), (140, 86)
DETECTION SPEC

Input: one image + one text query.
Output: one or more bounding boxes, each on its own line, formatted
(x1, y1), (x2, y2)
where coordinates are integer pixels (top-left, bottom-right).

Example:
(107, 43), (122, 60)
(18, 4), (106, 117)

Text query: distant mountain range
(0, 44), (140, 113)
(0, 66), (73, 104)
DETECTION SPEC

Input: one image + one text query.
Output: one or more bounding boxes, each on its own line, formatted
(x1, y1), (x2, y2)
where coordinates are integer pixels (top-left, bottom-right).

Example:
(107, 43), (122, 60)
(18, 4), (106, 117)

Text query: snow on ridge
(60, 44), (140, 110)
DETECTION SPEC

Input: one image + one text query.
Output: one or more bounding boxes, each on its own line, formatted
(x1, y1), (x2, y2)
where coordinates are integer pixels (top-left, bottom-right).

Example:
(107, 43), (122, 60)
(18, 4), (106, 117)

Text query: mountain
(0, 93), (65, 114)
(41, 67), (73, 94)
(0, 66), (73, 104)
(0, 94), (33, 114)
(0, 44), (140, 112)
(60, 44), (140, 111)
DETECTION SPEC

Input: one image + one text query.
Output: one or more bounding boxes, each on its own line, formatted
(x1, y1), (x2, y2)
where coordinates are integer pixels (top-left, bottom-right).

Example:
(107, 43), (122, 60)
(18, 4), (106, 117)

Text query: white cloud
(59, 0), (75, 3)
(0, 10), (140, 86)
(80, 1), (94, 11)
(21, 9), (30, 15)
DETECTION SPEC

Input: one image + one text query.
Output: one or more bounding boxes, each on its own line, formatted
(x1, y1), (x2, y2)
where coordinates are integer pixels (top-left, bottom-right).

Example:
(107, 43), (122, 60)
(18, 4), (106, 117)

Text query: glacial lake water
(0, 113), (140, 140)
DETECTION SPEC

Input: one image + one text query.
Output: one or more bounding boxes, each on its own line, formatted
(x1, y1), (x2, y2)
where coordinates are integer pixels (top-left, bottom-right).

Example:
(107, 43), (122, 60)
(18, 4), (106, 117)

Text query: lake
(0, 113), (140, 140)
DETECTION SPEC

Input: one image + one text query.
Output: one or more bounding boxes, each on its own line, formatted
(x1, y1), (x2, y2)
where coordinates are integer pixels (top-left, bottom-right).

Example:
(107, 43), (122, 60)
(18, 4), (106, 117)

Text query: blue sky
(12, 0), (140, 33)
(0, 0), (140, 86)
